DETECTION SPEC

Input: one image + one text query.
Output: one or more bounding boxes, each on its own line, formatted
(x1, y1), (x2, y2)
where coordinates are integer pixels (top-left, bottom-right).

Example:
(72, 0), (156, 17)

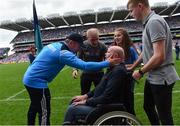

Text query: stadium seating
(0, 3), (179, 63)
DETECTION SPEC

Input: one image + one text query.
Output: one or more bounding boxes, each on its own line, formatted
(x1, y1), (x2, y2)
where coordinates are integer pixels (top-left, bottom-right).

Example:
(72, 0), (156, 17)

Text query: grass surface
(0, 59), (179, 125)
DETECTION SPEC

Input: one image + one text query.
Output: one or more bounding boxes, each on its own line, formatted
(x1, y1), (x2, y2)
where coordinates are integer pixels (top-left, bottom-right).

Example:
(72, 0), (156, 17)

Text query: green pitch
(0, 60), (180, 125)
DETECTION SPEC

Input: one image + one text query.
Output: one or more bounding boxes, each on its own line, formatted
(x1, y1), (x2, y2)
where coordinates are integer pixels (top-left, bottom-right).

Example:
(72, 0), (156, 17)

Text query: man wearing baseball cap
(23, 33), (120, 125)
(67, 33), (84, 47)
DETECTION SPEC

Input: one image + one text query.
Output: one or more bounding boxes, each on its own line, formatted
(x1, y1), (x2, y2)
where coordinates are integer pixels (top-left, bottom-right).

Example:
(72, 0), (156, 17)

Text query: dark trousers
(125, 90), (135, 115)
(176, 50), (179, 60)
(25, 86), (51, 125)
(64, 104), (94, 124)
(80, 72), (104, 95)
(143, 80), (174, 125)
(124, 72), (135, 115)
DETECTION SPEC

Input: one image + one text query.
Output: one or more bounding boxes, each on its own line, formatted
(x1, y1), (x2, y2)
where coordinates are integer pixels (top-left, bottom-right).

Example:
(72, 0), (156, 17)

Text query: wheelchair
(74, 103), (142, 125)
(64, 71), (141, 125)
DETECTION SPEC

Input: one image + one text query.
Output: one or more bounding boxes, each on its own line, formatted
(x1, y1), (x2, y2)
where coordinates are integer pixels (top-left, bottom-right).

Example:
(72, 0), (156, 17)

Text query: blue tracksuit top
(23, 42), (110, 89)
(124, 47), (138, 64)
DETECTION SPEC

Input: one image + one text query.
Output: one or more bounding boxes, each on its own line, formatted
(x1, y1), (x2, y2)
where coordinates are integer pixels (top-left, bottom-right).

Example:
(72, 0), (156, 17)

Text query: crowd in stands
(0, 53), (29, 64)
(166, 16), (180, 28)
(0, 48), (6, 57)
(1, 16), (179, 64)
(12, 46), (31, 52)
(11, 21), (143, 43)
(0, 48), (10, 58)
(12, 16), (179, 44)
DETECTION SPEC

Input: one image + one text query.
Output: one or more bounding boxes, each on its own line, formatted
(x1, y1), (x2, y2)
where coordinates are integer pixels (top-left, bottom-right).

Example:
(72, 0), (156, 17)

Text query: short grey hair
(86, 28), (99, 38)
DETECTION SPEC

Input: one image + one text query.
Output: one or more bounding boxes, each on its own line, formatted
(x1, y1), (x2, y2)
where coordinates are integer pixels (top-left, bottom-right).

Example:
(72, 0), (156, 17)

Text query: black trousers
(80, 72), (104, 95)
(143, 80), (174, 125)
(124, 72), (135, 115)
(25, 86), (51, 125)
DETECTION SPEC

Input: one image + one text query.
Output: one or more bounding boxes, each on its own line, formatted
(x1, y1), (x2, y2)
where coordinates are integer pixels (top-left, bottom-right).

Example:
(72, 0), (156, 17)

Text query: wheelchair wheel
(93, 111), (142, 125)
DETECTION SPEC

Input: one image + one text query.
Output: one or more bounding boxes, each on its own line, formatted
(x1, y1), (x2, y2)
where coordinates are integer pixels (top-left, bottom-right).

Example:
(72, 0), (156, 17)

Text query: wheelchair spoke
(93, 111), (142, 125)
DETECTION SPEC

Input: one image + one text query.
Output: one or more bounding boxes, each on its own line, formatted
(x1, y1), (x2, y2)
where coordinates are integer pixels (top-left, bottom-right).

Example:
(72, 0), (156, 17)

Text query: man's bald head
(106, 46), (125, 62)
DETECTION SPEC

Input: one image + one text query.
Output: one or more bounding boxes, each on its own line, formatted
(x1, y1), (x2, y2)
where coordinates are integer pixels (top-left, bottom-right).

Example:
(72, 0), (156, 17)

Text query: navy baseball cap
(67, 33), (84, 46)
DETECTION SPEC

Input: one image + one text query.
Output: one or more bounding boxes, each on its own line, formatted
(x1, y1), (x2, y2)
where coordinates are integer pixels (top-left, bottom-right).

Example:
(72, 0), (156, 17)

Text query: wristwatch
(138, 69), (144, 77)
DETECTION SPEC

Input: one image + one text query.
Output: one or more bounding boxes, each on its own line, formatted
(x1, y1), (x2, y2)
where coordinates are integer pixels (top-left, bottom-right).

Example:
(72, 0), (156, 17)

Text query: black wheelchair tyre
(93, 111), (142, 125)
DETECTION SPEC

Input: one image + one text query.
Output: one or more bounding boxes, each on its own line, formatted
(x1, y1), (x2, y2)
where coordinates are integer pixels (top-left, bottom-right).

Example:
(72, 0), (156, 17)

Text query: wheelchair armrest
(127, 70), (133, 74)
(126, 71), (139, 84)
(96, 103), (126, 110)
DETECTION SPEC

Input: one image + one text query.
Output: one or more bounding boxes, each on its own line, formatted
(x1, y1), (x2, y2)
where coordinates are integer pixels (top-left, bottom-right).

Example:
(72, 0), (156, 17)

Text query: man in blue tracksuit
(23, 33), (118, 125)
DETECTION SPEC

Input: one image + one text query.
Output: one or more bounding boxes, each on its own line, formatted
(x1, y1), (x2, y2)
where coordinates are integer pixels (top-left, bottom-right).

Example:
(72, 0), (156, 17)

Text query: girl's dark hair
(114, 28), (133, 60)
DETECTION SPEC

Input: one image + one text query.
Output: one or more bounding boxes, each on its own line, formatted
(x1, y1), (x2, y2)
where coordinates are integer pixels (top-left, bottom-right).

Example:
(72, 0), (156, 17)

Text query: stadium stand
(0, 47), (10, 59)
(0, 1), (179, 63)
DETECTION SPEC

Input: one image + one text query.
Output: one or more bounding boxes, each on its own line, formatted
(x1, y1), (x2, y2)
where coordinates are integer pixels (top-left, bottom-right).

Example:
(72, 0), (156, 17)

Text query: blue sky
(0, 0), (178, 48)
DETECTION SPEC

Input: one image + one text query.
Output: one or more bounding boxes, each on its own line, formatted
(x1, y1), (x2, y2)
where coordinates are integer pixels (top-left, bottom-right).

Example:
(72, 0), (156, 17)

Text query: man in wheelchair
(63, 46), (139, 125)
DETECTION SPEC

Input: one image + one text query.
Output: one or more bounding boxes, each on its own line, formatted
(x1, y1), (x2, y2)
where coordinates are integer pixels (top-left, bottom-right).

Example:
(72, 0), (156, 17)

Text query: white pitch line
(0, 96), (72, 102)
(135, 92), (144, 95)
(135, 90), (180, 95)
(3, 66), (70, 102)
(0, 90), (180, 102)
(5, 89), (26, 101)
(172, 90), (180, 93)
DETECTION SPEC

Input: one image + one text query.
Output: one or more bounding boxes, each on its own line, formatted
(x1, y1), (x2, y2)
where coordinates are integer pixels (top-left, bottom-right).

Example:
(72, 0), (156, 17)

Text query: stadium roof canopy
(0, 1), (180, 32)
